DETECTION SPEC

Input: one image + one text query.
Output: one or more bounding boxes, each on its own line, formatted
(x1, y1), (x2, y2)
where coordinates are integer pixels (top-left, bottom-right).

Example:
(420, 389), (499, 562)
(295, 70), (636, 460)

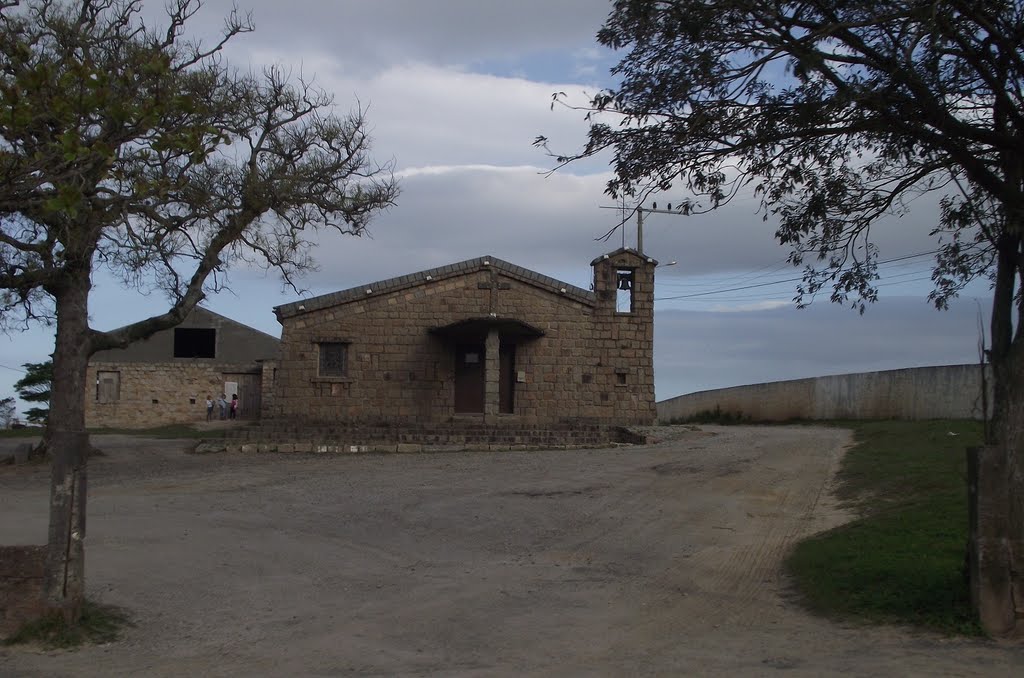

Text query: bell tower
(592, 248), (656, 319)
(590, 247), (657, 423)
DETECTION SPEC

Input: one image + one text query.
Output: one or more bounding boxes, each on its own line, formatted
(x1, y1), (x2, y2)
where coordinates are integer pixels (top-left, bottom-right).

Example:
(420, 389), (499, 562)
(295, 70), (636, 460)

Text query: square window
(319, 342), (348, 377)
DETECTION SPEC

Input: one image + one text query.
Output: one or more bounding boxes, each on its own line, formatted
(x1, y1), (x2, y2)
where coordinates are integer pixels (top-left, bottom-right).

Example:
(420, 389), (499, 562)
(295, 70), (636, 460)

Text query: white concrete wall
(657, 364), (991, 422)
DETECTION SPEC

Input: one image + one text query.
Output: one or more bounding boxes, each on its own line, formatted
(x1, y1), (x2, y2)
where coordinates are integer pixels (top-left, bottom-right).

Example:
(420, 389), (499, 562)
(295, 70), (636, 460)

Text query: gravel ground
(1, 426), (1022, 677)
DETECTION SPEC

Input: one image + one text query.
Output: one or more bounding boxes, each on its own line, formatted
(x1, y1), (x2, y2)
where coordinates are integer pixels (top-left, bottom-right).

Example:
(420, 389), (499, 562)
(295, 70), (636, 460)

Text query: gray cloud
(192, 0), (613, 76)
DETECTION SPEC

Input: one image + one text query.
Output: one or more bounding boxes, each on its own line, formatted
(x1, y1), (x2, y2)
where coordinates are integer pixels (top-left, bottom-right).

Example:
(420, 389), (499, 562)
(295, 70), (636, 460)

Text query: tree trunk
(973, 353), (1024, 637)
(41, 276), (92, 623)
(970, 233), (1024, 637)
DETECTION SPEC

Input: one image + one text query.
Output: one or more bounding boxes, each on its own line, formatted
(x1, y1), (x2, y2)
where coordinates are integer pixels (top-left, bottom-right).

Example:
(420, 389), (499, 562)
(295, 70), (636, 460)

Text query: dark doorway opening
(174, 327), (216, 358)
(499, 343), (515, 414)
(454, 343), (485, 413)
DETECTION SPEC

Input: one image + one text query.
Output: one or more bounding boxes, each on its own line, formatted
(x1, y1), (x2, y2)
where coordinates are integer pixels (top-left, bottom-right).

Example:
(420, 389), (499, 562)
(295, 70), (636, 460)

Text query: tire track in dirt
(658, 426), (852, 631)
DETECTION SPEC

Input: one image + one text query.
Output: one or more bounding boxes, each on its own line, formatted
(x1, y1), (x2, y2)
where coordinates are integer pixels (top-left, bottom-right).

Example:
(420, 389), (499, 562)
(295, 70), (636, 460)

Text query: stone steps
(201, 421), (644, 455)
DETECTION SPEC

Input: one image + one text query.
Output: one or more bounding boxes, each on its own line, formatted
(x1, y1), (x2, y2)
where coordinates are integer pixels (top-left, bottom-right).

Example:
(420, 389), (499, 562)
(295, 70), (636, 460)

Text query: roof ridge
(275, 255), (596, 319)
(98, 305), (279, 342)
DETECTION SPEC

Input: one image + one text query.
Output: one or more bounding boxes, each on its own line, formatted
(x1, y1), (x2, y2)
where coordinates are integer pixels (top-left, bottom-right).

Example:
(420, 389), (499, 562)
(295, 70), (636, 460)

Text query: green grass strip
(0, 428), (45, 439)
(785, 419), (984, 635)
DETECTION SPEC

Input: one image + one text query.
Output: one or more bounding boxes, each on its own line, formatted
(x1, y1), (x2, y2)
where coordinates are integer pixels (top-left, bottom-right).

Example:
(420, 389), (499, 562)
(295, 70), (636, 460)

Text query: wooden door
(96, 371), (120, 403)
(454, 344), (485, 413)
(222, 372), (261, 420)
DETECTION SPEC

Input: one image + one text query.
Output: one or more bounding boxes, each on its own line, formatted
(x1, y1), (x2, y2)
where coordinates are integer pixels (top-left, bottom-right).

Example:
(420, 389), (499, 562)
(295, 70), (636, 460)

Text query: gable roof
(185, 307), (281, 344)
(96, 306), (279, 343)
(90, 305), (280, 363)
(590, 247), (658, 266)
(274, 255), (595, 321)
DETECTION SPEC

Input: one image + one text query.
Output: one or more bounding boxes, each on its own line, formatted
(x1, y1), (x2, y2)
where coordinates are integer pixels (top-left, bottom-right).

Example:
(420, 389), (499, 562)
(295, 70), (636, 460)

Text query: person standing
(229, 394), (239, 420)
(218, 394), (228, 420)
(205, 395), (214, 421)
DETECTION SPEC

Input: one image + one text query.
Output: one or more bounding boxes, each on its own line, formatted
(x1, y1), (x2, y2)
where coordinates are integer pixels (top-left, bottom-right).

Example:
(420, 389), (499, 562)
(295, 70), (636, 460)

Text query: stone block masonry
(222, 421), (642, 453)
(84, 361), (262, 429)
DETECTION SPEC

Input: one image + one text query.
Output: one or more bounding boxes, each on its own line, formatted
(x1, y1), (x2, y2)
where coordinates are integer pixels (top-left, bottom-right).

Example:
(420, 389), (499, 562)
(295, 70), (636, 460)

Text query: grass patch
(87, 423), (232, 439)
(3, 599), (132, 649)
(785, 419), (984, 635)
(5, 423), (243, 440)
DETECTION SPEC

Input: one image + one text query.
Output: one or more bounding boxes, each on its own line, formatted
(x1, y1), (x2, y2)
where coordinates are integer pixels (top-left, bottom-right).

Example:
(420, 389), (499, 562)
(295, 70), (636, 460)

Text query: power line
(656, 274), (806, 300)
(657, 250), (937, 291)
(655, 250), (938, 301)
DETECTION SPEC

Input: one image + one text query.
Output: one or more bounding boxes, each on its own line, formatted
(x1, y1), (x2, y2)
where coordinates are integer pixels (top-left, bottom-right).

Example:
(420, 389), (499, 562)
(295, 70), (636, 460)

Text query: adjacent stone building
(85, 307), (280, 428)
(266, 249), (656, 427)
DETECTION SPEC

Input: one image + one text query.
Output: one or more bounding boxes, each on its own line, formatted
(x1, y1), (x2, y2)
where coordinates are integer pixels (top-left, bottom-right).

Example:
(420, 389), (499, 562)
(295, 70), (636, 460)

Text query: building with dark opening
(85, 307), (280, 428)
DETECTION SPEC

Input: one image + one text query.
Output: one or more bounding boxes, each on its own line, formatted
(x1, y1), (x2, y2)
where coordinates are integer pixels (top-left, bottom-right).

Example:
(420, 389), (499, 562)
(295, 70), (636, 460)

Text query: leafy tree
(13, 360), (51, 423)
(0, 395), (15, 428)
(539, 1), (1024, 634)
(0, 0), (398, 623)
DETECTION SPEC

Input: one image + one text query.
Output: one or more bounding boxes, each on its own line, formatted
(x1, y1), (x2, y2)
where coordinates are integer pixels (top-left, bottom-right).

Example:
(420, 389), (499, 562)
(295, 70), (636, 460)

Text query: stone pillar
(484, 329), (500, 422)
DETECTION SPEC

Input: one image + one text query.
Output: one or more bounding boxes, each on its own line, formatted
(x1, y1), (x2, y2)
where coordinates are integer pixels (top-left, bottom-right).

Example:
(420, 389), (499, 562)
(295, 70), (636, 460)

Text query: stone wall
(270, 253), (656, 426)
(259, 360), (279, 420)
(657, 364), (991, 422)
(85, 361), (263, 428)
(0, 545), (46, 639)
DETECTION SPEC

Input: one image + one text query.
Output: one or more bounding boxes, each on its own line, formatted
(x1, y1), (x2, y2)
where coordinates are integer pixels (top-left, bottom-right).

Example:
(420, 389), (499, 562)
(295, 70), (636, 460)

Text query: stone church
(264, 248), (656, 427)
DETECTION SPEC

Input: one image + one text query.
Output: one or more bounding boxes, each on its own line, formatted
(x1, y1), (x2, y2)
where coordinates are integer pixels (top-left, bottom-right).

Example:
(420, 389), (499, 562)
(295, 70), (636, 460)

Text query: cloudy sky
(0, 0), (992, 414)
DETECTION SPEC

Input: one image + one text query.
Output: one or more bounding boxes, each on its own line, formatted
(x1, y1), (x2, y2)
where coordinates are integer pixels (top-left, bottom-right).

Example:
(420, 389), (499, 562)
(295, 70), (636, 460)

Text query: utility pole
(637, 207), (644, 254)
(637, 204), (684, 255)
(600, 202), (683, 255)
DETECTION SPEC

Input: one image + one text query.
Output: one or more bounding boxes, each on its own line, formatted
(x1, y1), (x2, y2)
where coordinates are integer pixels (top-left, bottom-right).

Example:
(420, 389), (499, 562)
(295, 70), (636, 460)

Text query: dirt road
(1, 426), (1021, 676)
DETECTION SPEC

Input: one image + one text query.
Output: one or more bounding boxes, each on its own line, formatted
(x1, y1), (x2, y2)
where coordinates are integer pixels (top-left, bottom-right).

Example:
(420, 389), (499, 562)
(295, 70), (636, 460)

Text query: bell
(617, 272), (632, 290)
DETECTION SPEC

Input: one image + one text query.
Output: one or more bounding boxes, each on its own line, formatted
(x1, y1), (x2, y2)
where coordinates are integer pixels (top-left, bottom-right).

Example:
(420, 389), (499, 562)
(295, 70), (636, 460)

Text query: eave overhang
(429, 317), (545, 342)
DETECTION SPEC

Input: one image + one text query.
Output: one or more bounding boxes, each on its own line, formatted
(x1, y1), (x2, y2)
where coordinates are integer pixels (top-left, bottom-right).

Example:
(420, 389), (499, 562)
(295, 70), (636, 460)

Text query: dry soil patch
(1, 426), (1021, 676)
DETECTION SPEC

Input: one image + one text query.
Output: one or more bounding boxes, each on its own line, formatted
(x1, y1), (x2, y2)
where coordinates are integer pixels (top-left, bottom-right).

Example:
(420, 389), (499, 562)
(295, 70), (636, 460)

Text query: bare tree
(0, 0), (398, 623)
(538, 0), (1024, 634)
